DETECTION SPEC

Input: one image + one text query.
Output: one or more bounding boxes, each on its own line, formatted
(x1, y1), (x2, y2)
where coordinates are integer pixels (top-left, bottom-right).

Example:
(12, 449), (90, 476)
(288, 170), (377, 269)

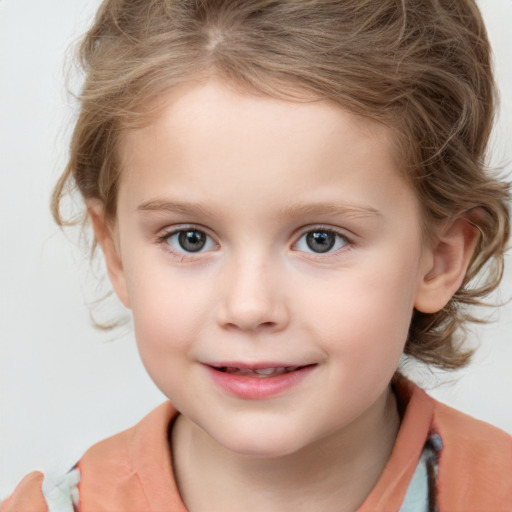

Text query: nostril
(216, 293), (289, 332)
(222, 320), (277, 332)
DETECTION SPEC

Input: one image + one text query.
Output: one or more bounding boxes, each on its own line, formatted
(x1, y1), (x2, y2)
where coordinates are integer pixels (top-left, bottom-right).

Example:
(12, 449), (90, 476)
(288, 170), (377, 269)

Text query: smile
(215, 366), (303, 377)
(205, 363), (316, 399)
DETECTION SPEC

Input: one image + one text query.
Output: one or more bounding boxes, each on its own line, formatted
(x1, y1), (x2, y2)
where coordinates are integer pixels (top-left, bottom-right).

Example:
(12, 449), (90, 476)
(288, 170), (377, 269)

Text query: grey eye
(166, 229), (216, 253)
(178, 230), (206, 252)
(295, 229), (347, 254)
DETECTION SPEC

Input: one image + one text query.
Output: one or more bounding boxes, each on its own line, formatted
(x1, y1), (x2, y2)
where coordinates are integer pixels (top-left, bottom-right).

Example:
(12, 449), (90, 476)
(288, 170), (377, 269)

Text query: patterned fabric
(40, 438), (441, 512)
(4, 380), (511, 511)
(399, 434), (442, 512)
(42, 469), (80, 512)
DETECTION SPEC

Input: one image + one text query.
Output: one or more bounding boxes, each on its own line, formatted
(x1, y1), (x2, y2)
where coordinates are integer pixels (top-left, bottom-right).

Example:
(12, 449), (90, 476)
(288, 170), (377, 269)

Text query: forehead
(119, 78), (397, 158)
(117, 79), (418, 227)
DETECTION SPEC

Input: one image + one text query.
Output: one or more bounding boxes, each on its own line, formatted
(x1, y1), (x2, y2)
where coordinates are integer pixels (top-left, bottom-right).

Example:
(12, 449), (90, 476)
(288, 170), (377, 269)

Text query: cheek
(128, 278), (204, 396)
(120, 252), (205, 354)
(126, 276), (222, 390)
(130, 280), (204, 347)
(299, 257), (419, 363)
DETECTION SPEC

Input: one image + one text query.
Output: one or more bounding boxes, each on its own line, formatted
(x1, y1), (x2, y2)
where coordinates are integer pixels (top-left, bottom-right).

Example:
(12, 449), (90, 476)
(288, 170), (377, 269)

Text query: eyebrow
(278, 201), (383, 220)
(137, 198), (382, 220)
(137, 199), (212, 217)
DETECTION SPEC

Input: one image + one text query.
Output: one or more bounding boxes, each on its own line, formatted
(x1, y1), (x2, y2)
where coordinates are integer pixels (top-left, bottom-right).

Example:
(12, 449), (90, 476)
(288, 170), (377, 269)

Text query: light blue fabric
(41, 438), (439, 511)
(398, 449), (430, 512)
(42, 468), (80, 512)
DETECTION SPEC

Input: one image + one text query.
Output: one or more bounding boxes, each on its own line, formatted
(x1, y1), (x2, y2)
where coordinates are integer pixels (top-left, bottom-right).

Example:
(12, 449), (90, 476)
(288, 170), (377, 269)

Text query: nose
(216, 256), (289, 333)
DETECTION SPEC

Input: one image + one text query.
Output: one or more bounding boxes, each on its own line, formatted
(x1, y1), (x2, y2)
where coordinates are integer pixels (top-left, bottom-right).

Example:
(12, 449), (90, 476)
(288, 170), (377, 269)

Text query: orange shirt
(3, 378), (511, 511)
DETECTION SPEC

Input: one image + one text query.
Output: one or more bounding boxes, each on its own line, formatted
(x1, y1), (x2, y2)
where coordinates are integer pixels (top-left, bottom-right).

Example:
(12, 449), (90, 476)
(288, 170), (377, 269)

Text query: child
(2, 0), (511, 511)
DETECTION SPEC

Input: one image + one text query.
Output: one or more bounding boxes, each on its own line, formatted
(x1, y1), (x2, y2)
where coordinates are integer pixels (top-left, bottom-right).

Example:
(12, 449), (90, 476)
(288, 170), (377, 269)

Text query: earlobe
(87, 200), (131, 309)
(414, 217), (480, 314)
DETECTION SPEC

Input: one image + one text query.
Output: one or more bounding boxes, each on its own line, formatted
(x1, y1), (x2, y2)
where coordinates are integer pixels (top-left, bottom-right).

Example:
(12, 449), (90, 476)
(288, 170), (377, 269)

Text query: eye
(164, 228), (217, 254)
(294, 229), (348, 254)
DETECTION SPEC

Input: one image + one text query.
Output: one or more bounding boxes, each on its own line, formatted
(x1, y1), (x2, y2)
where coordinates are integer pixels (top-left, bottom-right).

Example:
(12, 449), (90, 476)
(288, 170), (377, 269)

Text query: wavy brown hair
(53, 0), (510, 369)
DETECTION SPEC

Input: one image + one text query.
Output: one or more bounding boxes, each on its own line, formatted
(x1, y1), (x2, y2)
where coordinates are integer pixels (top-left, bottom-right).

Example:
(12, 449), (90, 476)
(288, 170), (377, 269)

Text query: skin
(90, 79), (477, 512)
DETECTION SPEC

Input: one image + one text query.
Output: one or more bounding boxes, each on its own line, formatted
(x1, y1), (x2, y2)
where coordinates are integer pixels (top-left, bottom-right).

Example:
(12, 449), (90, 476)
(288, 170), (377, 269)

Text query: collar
(77, 377), (512, 511)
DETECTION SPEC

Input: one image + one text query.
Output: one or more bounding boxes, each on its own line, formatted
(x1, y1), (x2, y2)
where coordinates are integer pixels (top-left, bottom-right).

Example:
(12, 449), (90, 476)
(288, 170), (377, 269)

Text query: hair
(52, 0), (510, 370)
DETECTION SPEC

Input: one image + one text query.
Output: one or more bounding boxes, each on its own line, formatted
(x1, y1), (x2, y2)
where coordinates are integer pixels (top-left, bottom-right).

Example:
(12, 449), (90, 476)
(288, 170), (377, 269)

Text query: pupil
(178, 230), (206, 252)
(306, 231), (335, 253)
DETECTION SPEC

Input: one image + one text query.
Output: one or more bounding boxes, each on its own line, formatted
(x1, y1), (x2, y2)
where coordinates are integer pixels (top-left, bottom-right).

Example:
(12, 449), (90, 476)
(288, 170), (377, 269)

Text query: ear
(87, 200), (131, 309)
(414, 216), (480, 314)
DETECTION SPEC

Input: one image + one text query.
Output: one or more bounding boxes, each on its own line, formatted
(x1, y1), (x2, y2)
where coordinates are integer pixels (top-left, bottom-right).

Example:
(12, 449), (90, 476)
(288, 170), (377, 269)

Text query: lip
(204, 362), (316, 400)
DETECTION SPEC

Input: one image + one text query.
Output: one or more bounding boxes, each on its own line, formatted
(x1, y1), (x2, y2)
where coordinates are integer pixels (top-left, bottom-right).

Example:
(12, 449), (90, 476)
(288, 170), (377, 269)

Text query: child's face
(107, 79), (435, 457)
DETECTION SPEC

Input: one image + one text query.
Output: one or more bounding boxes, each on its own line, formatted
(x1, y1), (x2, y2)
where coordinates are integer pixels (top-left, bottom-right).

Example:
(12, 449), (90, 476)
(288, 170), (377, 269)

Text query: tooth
(254, 368), (277, 375)
(221, 367), (299, 377)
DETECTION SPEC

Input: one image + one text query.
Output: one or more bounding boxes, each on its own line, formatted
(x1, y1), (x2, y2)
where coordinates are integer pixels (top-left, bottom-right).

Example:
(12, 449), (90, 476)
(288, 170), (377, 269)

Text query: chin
(210, 424), (315, 460)
(224, 440), (303, 460)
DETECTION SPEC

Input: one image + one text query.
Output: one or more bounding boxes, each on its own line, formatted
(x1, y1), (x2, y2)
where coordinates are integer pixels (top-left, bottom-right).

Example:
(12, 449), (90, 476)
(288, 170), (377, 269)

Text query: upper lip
(204, 362), (313, 370)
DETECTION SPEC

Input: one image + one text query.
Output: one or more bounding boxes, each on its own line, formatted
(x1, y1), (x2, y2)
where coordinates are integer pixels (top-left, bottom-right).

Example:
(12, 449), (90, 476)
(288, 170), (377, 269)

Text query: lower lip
(205, 365), (315, 400)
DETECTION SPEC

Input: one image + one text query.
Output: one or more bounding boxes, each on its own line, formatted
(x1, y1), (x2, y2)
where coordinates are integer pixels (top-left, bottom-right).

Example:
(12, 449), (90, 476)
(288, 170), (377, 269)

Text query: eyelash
(156, 225), (354, 259)
(293, 226), (352, 256)
(156, 226), (218, 260)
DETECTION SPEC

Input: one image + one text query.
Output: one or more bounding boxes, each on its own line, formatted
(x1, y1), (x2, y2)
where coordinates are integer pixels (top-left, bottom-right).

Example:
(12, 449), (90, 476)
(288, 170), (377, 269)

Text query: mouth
(210, 365), (312, 378)
(205, 363), (316, 399)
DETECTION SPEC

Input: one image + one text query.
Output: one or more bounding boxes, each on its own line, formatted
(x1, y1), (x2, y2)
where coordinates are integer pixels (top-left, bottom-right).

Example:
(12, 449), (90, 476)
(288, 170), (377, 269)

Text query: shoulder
(1, 469), (80, 512)
(394, 377), (512, 510)
(429, 391), (512, 509)
(76, 401), (183, 511)
(430, 393), (512, 458)
(397, 376), (511, 449)
(1, 472), (46, 512)
(77, 401), (177, 475)
(432, 395), (512, 446)
(1, 402), (179, 512)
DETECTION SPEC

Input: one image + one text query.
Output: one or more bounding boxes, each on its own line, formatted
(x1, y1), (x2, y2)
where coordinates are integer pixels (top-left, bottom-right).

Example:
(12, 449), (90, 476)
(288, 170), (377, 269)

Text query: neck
(171, 387), (399, 512)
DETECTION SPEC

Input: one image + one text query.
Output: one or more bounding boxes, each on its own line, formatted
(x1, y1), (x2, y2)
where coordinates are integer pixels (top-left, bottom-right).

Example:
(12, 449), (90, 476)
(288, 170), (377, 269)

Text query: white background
(0, 0), (511, 498)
